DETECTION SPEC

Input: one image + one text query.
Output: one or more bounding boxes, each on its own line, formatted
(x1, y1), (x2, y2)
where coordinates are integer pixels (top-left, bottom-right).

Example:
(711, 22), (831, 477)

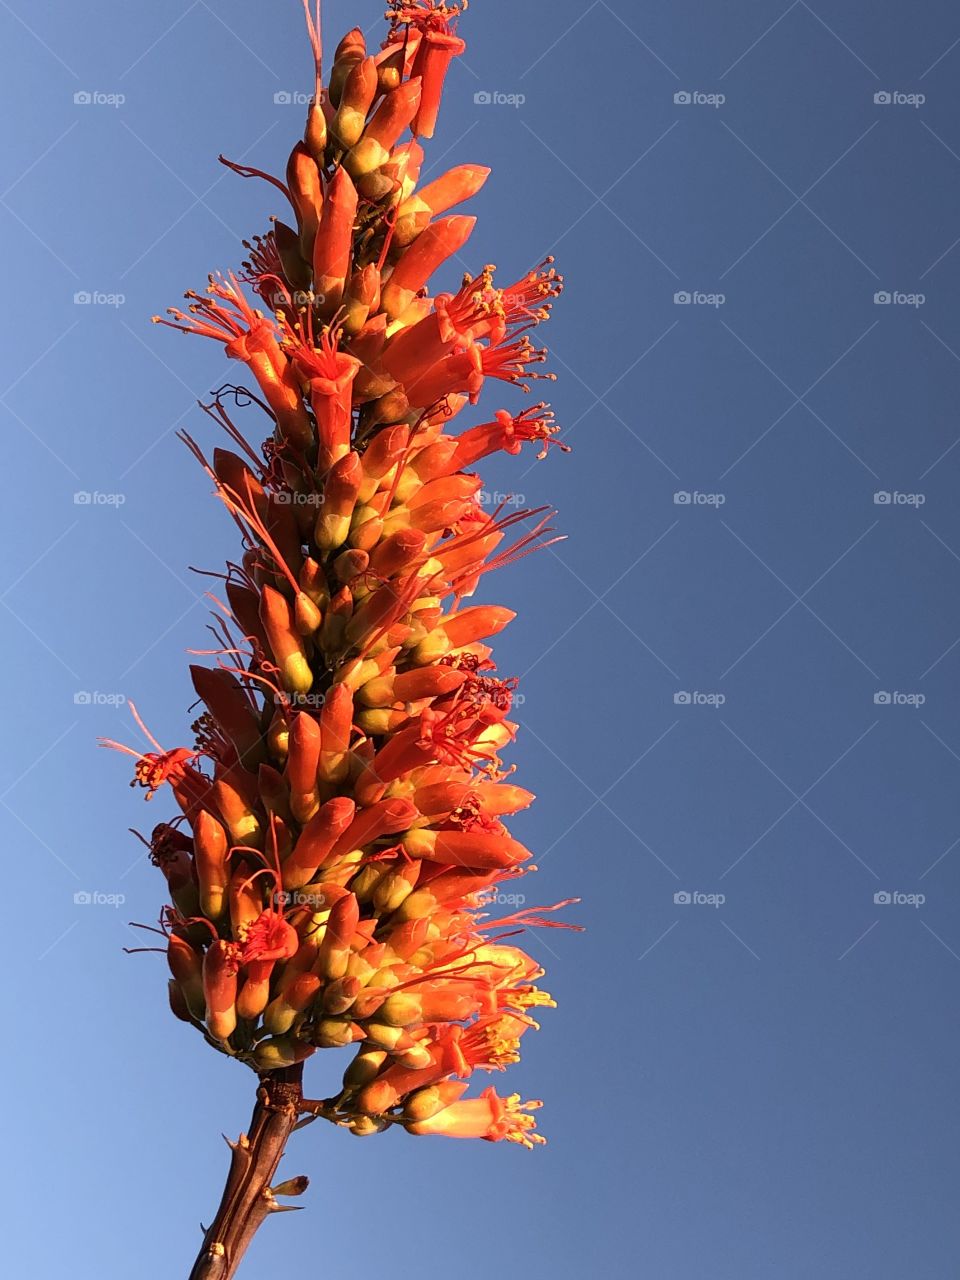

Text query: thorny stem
(188, 1064), (306, 1280)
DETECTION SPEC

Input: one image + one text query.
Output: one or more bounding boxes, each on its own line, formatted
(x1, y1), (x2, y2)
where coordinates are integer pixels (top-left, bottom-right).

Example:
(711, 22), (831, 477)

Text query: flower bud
(441, 605), (516, 648)
(345, 78), (422, 178)
(332, 548), (370, 584)
(168, 978), (192, 1022)
(343, 263), (380, 335)
(357, 424), (410, 501)
(329, 28), (366, 107)
(317, 584), (351, 654)
(322, 974), (361, 1014)
(315, 451), (362, 551)
(317, 892), (360, 979)
(403, 1080), (470, 1123)
(263, 969), (322, 1035)
(381, 216), (476, 319)
(394, 164), (490, 246)
(304, 97), (328, 165)
(379, 991), (422, 1027)
(258, 761), (291, 817)
(286, 143), (323, 260)
(372, 859), (421, 913)
(356, 708), (409, 735)
(212, 772), (262, 848)
(343, 1045), (388, 1090)
(203, 940), (239, 1041)
(167, 933), (206, 1020)
(375, 44), (405, 94)
(348, 1115), (383, 1136)
(319, 682), (353, 784)
(312, 1017), (360, 1048)
(286, 713), (322, 823)
(194, 809), (229, 920)
(363, 1022), (412, 1050)
(254, 1034), (313, 1070)
(283, 795), (356, 890)
(349, 513), (385, 552)
(332, 56), (378, 149)
(261, 585), (314, 695)
(312, 166), (358, 315)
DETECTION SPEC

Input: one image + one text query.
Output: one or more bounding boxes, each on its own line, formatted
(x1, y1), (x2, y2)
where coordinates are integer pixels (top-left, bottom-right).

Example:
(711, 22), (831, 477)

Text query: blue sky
(3, 1), (960, 1276)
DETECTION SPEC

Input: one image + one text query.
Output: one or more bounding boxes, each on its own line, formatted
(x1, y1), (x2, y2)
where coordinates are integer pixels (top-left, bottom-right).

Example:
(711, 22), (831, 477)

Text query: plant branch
(188, 1064), (307, 1280)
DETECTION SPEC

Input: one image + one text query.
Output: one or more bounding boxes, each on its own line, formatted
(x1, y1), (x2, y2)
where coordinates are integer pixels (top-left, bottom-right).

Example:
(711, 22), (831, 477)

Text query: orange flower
(112, 0), (579, 1172)
(406, 1086), (545, 1148)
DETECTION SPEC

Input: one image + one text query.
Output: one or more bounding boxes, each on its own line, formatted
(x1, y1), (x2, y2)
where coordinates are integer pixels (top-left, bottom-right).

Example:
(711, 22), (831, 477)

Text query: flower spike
(109, 4), (579, 1268)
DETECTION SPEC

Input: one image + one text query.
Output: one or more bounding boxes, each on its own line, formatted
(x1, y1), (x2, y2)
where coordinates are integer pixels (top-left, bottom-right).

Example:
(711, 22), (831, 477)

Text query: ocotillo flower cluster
(107, 0), (575, 1151)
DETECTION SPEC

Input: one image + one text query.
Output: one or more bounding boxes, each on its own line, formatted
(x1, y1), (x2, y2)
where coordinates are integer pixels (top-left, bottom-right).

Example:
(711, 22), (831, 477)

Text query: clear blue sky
(3, 1), (960, 1276)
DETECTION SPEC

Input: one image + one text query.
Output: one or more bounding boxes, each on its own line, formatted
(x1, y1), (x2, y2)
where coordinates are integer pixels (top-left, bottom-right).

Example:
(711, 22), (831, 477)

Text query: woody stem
(187, 1063), (305, 1280)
